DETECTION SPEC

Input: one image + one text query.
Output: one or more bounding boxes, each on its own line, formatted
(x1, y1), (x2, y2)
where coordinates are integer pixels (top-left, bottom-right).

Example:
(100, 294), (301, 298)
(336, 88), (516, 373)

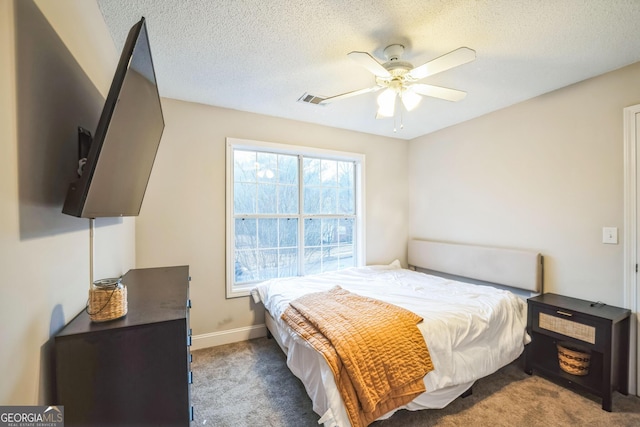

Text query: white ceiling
(96, 0), (640, 140)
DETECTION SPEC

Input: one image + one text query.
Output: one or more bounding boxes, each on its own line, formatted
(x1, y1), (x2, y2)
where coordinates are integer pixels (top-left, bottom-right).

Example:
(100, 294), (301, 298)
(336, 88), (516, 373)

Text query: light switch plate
(602, 227), (618, 244)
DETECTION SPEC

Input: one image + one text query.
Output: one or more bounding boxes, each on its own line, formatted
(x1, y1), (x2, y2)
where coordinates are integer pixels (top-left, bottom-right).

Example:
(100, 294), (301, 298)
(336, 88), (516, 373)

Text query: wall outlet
(602, 227), (618, 244)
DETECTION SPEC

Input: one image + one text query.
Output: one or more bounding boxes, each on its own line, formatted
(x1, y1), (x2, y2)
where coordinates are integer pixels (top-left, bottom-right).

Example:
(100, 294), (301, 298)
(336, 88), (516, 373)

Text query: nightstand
(525, 293), (630, 412)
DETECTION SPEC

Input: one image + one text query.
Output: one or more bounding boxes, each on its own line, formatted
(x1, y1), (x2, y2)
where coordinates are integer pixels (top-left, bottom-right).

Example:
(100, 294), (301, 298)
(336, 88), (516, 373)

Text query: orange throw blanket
(281, 286), (434, 427)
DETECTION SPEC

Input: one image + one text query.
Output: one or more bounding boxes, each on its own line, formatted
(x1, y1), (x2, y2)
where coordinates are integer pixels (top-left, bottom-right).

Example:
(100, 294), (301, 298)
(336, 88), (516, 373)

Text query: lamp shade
(377, 88), (396, 118)
(401, 88), (421, 111)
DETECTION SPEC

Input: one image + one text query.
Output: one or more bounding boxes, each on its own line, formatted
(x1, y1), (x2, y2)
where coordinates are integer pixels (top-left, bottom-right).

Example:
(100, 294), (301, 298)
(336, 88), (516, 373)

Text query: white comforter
(251, 262), (529, 426)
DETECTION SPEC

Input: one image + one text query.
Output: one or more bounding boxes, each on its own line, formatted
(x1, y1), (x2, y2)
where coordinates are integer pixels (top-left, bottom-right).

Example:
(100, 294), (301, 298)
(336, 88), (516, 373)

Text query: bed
(250, 239), (543, 427)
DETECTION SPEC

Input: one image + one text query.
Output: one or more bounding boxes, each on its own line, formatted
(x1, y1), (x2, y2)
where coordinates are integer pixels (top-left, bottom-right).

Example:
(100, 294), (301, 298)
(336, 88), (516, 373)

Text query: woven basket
(557, 342), (590, 376)
(88, 278), (128, 322)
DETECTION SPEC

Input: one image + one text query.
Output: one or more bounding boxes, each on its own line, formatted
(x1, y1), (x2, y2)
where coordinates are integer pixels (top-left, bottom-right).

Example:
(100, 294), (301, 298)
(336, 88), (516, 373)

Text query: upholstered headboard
(408, 239), (543, 294)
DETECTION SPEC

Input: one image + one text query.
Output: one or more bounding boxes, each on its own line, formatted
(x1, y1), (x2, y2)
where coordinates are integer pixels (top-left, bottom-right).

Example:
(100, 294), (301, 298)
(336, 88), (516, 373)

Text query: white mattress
(251, 262), (529, 426)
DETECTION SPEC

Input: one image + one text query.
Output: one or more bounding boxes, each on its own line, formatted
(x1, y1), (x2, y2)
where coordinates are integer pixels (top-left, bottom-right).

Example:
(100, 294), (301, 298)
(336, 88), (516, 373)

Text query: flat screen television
(62, 17), (164, 218)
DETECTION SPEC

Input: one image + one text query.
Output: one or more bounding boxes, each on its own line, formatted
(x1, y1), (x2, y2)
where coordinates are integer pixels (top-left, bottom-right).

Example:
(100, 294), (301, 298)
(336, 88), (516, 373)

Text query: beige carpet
(191, 337), (640, 426)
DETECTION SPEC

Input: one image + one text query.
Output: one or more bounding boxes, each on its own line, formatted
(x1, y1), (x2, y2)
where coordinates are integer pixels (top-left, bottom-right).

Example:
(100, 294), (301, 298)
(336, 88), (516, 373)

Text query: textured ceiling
(96, 0), (640, 140)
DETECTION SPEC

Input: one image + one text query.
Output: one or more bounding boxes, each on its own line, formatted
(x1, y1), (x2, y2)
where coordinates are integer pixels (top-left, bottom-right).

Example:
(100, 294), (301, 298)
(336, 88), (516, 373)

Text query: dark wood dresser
(55, 266), (193, 426)
(525, 293), (630, 411)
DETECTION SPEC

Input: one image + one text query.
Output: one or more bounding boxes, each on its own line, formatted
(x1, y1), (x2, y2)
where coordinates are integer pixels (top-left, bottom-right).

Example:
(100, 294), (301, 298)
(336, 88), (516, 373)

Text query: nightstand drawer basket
(557, 342), (591, 376)
(539, 312), (596, 344)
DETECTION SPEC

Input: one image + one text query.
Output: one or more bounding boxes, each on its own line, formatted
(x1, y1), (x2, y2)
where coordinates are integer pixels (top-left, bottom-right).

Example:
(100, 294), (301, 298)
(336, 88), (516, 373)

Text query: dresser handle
(556, 310), (573, 317)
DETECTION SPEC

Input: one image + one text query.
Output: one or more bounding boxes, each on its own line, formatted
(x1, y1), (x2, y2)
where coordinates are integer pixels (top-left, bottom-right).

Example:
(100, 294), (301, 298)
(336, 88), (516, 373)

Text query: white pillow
(367, 259), (402, 270)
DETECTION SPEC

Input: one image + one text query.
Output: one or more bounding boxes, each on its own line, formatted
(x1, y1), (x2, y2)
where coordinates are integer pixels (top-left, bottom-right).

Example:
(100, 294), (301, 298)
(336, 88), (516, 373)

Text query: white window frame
(226, 137), (365, 298)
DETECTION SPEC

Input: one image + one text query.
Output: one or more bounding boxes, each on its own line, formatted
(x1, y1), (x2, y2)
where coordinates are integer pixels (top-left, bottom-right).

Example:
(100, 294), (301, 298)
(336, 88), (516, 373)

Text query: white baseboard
(191, 324), (267, 350)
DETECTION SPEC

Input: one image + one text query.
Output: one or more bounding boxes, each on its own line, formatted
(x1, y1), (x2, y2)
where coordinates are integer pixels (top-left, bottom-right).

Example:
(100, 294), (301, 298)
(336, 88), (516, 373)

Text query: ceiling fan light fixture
(377, 88), (396, 117)
(308, 44), (475, 126)
(401, 88), (421, 111)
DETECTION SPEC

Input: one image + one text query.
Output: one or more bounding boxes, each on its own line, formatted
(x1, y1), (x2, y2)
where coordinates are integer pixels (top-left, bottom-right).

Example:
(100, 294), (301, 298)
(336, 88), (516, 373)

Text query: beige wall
(135, 98), (409, 342)
(409, 61), (640, 306)
(0, 1), (135, 405)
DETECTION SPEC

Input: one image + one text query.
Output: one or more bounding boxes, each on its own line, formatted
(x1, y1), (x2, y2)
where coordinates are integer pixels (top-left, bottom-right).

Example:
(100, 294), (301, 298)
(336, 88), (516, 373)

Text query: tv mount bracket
(77, 126), (93, 177)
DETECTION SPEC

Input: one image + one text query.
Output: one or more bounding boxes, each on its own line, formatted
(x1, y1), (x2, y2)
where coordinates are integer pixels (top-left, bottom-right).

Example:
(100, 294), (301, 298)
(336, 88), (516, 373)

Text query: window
(226, 138), (364, 297)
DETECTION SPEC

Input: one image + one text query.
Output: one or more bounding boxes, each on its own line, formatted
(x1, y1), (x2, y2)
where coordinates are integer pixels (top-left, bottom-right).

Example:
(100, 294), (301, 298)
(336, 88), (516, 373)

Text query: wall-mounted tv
(62, 17), (164, 218)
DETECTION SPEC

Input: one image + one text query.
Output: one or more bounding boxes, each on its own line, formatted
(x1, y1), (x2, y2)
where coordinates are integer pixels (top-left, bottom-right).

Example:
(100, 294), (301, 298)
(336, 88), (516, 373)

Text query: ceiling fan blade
(347, 51), (391, 78)
(318, 86), (382, 104)
(407, 47), (476, 80)
(411, 84), (467, 102)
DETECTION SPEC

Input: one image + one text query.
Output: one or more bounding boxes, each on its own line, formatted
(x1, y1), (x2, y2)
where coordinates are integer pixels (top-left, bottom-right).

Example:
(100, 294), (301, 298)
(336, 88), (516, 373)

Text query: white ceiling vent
(298, 92), (327, 105)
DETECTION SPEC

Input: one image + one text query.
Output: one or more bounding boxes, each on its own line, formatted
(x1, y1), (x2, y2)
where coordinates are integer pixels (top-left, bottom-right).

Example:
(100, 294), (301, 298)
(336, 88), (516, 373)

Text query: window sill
(226, 285), (252, 299)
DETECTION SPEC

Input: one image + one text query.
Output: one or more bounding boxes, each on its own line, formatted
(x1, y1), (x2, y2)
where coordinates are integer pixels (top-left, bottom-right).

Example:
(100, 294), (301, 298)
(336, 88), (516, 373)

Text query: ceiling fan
(300, 44), (476, 119)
